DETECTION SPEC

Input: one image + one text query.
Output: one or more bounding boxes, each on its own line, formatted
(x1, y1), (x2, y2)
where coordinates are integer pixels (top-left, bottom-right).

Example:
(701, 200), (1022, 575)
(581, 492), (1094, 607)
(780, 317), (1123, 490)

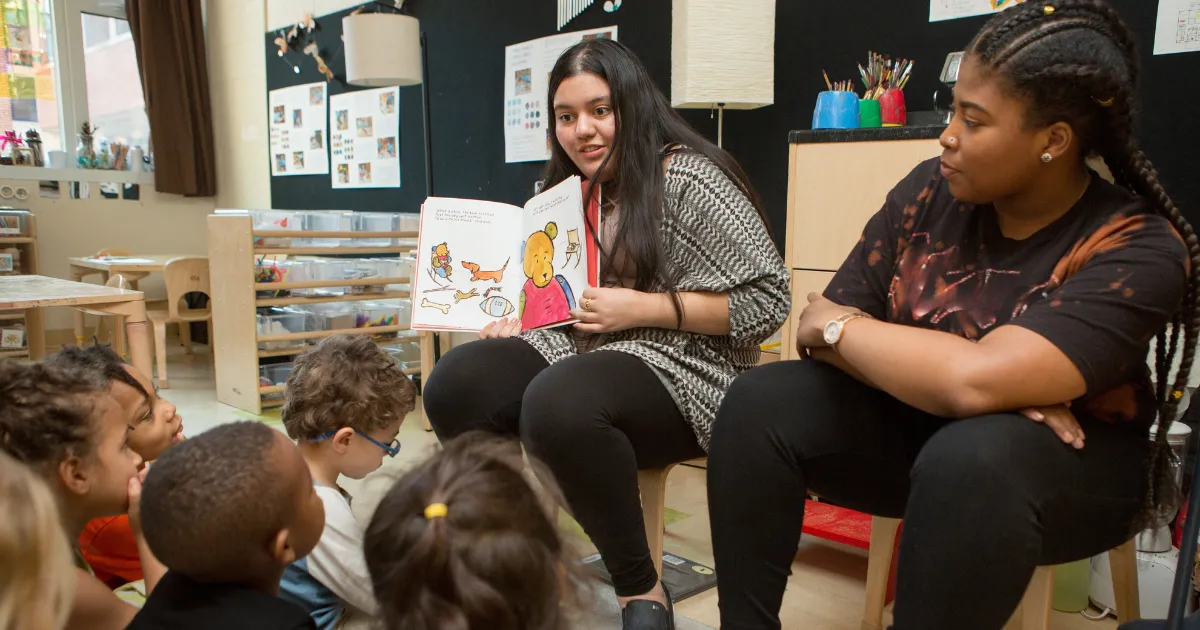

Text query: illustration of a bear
(519, 221), (576, 330)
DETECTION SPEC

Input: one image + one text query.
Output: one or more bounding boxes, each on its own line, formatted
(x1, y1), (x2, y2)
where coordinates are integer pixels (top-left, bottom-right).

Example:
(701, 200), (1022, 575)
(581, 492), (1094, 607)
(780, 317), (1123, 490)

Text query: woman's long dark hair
(969, 0), (1200, 527)
(543, 37), (767, 326)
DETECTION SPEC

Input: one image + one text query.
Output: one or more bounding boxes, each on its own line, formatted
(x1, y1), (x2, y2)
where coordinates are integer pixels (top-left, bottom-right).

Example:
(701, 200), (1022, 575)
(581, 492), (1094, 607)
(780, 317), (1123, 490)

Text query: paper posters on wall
(1155, 0), (1200, 55)
(929, 0), (1027, 22)
(329, 87), (401, 189)
(269, 82), (330, 176)
(504, 26), (618, 164)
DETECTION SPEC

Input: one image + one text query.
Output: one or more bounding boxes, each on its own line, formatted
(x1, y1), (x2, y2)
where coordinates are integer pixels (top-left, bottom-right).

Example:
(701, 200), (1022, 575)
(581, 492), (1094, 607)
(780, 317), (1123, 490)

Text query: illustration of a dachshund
(462, 257), (509, 283)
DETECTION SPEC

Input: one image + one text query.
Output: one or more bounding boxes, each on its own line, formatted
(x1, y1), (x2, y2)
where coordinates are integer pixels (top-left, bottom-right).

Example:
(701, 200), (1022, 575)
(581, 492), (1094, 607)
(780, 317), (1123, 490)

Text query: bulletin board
(264, 6), (427, 212)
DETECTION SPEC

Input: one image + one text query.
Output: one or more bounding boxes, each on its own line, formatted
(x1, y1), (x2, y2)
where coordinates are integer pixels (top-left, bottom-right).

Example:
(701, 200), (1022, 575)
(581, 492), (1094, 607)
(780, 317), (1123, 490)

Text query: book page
(411, 199), (523, 332)
(516, 176), (597, 330)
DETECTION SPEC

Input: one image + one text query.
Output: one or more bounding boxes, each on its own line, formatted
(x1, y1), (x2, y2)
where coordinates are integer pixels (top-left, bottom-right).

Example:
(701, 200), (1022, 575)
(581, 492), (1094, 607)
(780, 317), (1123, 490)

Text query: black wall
(268, 1), (1199, 253)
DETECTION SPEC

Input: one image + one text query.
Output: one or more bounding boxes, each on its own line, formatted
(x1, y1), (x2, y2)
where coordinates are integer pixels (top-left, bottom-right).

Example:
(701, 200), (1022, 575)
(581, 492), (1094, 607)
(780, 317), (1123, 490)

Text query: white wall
(265, 0), (364, 31)
(208, 0), (271, 210)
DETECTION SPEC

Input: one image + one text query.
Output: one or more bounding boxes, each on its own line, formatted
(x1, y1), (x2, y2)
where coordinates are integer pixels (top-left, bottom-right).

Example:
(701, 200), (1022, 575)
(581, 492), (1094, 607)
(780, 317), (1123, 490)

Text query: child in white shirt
(277, 335), (417, 630)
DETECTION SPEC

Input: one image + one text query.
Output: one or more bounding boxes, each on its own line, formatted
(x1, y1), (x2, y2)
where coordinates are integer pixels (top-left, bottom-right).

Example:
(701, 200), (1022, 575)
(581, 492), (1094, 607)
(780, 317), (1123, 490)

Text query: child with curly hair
(0, 359), (156, 630)
(277, 334), (417, 629)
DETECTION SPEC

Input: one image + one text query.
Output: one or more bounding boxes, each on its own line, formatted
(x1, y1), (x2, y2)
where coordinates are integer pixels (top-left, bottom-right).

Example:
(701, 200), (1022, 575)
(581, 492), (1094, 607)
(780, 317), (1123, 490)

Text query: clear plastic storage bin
(302, 303), (357, 331)
(259, 362), (294, 387)
(297, 211), (353, 248)
(257, 307), (309, 348)
(355, 301), (400, 328)
(0, 210), (31, 236)
(384, 341), (421, 370)
(351, 212), (402, 247)
(251, 210), (301, 248)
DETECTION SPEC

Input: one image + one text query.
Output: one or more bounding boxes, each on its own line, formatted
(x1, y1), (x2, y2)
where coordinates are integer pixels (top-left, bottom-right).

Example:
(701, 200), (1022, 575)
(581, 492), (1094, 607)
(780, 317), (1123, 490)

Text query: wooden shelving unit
(207, 213), (433, 415)
(0, 211), (45, 359)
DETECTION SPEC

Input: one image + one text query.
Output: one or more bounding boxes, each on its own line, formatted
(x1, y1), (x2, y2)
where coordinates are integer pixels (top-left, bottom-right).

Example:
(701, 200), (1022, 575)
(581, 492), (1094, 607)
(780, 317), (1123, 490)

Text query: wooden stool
(864, 516), (1140, 629)
(638, 459), (707, 577)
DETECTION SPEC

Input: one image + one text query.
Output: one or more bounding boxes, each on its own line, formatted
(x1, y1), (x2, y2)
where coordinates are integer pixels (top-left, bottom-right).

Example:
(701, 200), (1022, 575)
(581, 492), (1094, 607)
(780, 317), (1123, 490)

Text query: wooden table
(0, 275), (153, 378)
(68, 255), (180, 346)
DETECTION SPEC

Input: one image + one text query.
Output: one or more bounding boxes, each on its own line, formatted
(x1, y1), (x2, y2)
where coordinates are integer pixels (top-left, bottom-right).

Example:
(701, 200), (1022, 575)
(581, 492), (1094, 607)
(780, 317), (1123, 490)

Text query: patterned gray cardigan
(520, 151), (791, 450)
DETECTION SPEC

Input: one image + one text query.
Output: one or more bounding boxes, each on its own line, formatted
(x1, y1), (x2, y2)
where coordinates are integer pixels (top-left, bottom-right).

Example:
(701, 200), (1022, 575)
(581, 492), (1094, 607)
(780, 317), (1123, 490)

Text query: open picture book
(411, 176), (600, 333)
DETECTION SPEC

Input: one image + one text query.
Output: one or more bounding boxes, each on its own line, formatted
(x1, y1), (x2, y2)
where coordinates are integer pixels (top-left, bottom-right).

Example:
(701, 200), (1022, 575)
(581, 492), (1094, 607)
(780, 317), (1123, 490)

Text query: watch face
(823, 320), (840, 346)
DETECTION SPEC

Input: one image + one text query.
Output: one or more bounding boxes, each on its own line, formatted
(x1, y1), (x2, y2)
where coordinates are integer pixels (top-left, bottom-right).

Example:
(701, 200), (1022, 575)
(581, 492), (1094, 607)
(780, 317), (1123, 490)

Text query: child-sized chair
(638, 459), (707, 577)
(864, 515), (1140, 629)
(146, 256), (212, 388)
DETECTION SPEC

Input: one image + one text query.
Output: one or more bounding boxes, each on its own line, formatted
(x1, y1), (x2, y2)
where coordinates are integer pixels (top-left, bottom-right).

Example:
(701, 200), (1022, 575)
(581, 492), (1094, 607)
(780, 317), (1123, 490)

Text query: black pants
(708, 360), (1150, 630)
(422, 338), (706, 597)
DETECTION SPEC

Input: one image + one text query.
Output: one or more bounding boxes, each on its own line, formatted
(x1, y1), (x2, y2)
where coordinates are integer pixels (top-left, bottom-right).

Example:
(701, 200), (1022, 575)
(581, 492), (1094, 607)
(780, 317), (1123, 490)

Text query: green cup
(859, 99), (882, 128)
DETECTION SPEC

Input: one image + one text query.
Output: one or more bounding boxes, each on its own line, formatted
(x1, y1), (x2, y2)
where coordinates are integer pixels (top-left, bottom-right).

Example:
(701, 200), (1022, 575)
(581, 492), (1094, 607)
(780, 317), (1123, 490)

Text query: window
(0, 0), (62, 151)
(0, 0), (148, 162)
(78, 12), (148, 149)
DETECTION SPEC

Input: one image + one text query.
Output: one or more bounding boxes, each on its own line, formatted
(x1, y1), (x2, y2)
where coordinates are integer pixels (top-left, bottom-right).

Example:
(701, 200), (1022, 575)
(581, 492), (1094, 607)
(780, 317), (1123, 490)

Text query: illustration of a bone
(420, 298), (451, 314)
(454, 288), (480, 303)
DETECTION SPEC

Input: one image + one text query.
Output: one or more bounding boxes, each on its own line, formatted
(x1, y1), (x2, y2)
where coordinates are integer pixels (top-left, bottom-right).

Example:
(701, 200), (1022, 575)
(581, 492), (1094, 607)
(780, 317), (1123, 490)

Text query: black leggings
(708, 360), (1150, 630)
(422, 338), (706, 597)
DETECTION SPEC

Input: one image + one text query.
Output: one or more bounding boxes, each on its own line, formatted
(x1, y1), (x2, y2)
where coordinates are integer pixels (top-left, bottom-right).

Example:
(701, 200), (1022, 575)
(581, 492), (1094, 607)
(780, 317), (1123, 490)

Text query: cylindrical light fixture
(671, 0), (774, 110)
(344, 12), (422, 87)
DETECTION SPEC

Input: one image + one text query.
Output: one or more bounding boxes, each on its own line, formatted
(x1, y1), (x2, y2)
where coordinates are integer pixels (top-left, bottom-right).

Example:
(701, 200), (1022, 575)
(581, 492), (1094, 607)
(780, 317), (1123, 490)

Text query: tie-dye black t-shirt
(826, 157), (1189, 427)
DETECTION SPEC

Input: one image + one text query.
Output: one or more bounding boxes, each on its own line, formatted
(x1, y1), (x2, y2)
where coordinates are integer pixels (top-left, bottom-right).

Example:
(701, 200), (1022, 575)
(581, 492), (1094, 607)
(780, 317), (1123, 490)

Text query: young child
(278, 334), (417, 629)
(363, 433), (588, 630)
(0, 359), (152, 630)
(46, 344), (185, 588)
(129, 421), (327, 630)
(0, 449), (76, 630)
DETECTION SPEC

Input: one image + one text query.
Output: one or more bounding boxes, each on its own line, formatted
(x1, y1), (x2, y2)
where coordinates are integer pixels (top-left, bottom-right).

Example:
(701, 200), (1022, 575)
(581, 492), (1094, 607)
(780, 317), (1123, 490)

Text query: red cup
(880, 88), (907, 126)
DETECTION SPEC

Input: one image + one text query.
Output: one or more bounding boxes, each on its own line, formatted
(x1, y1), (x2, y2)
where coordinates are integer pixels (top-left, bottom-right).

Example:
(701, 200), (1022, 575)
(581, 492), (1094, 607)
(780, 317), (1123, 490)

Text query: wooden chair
(146, 256), (212, 388)
(864, 515), (1140, 630)
(638, 458), (707, 576)
(93, 248), (138, 345)
(101, 274), (130, 354)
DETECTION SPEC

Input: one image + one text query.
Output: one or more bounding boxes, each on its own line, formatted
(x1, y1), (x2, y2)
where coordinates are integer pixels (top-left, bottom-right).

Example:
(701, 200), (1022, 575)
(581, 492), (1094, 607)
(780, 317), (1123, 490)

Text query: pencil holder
(858, 99), (882, 128)
(880, 88), (907, 126)
(812, 91), (860, 130)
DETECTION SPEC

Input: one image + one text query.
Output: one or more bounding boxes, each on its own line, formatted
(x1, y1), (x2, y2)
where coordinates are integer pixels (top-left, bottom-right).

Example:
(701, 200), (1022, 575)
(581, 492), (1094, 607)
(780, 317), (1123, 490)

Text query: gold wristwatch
(823, 311), (871, 348)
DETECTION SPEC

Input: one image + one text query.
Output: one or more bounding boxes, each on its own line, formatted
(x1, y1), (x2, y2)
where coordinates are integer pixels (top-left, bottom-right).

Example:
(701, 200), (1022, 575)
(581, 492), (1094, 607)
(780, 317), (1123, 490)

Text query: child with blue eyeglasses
(278, 334), (417, 630)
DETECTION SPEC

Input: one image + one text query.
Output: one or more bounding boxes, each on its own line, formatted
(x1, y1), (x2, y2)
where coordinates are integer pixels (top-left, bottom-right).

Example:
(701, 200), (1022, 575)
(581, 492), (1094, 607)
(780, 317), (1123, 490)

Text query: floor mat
(581, 552), (717, 603)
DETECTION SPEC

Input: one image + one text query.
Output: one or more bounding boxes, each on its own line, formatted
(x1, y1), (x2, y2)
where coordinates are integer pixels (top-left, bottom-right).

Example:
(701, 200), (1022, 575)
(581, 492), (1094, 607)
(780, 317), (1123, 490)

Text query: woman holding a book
(423, 38), (789, 629)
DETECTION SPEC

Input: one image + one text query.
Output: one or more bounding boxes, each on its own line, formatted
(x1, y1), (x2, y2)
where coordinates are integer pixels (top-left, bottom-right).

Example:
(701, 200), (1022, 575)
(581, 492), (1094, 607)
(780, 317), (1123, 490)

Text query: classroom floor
(160, 342), (1118, 630)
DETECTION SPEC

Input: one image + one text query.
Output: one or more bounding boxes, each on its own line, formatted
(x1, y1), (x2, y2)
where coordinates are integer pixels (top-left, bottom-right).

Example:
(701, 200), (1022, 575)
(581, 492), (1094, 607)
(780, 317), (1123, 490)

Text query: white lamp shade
(671, 0), (775, 110)
(344, 13), (422, 87)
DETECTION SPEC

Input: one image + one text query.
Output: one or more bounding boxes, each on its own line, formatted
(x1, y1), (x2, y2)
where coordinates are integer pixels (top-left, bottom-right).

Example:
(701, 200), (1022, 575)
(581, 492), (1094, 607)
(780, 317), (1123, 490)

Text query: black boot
(621, 582), (674, 629)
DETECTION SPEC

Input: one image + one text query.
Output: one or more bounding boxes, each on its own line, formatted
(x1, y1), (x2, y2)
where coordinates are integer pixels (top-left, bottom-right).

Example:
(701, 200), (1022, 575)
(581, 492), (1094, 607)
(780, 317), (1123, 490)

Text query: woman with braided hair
(707, 2), (1199, 628)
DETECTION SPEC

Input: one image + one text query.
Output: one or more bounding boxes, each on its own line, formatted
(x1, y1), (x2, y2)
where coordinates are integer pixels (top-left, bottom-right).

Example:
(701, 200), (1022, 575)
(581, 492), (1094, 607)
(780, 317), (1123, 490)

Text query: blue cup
(812, 91), (861, 130)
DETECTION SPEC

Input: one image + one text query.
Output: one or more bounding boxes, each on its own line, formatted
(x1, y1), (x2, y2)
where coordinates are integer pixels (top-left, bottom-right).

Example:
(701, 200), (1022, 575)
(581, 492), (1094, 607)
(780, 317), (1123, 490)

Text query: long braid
(972, 0), (1200, 526)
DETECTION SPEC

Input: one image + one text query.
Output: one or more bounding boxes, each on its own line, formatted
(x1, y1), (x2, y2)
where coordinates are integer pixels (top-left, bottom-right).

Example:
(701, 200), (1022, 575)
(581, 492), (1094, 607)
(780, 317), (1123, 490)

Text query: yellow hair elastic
(1043, 5), (1055, 15)
(424, 503), (449, 519)
(1095, 96), (1115, 108)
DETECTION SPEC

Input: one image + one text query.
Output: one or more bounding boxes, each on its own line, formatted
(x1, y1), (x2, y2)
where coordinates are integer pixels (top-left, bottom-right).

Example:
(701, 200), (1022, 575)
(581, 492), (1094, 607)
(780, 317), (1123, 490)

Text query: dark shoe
(621, 582), (674, 629)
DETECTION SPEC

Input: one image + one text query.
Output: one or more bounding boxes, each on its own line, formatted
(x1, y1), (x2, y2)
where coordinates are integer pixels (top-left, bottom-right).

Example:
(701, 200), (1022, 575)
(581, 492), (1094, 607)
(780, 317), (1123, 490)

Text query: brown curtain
(126, 0), (216, 197)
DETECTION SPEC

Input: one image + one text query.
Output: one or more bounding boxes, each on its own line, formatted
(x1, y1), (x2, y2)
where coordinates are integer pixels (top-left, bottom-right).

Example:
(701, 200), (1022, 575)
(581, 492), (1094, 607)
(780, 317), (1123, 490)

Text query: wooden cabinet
(782, 131), (943, 361)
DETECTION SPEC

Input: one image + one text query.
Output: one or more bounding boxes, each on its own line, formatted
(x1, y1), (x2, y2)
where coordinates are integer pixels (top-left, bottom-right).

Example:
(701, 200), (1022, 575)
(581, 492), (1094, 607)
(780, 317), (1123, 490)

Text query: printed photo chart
(329, 86), (401, 189)
(268, 82), (329, 176)
(1154, 0), (1200, 55)
(503, 25), (618, 164)
(929, 0), (1027, 22)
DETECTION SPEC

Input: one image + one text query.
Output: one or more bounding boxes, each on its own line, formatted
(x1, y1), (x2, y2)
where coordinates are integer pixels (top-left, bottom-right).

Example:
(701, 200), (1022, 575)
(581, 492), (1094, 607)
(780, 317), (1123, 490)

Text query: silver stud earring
(1041, 153), (1053, 163)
